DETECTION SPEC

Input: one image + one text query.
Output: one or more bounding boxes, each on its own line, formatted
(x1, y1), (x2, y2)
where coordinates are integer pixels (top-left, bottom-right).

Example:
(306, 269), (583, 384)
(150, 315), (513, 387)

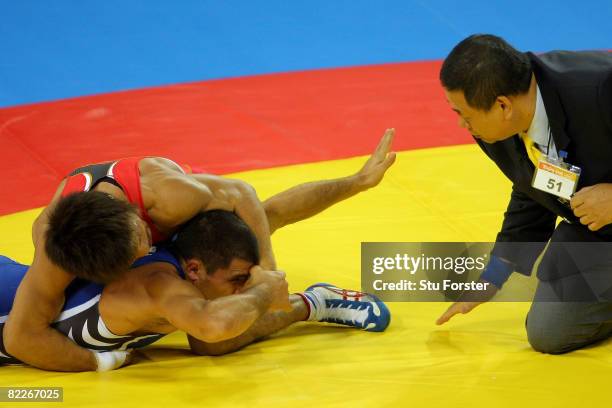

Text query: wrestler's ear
(184, 259), (205, 283)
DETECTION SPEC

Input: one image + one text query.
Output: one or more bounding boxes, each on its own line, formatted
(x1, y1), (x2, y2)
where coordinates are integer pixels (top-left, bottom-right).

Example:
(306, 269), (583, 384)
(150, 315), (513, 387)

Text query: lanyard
(545, 126), (552, 156)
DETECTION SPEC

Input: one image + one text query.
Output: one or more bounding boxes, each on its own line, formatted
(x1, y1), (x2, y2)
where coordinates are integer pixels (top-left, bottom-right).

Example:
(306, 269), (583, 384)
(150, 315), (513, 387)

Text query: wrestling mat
(1, 146), (610, 407)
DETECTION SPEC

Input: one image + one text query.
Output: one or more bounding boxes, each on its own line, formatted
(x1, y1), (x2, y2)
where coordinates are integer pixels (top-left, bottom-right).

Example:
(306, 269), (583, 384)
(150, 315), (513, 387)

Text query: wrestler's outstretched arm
(260, 128), (396, 233)
(3, 182), (100, 371)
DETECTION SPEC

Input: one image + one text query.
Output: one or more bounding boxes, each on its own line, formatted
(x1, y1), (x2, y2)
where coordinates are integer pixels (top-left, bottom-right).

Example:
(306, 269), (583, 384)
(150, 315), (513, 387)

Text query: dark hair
(440, 34), (532, 111)
(45, 191), (139, 283)
(171, 210), (260, 274)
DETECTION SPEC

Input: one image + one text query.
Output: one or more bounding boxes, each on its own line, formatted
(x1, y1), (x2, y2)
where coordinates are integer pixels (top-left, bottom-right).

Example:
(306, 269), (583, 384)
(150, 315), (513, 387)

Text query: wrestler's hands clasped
(245, 266), (292, 312)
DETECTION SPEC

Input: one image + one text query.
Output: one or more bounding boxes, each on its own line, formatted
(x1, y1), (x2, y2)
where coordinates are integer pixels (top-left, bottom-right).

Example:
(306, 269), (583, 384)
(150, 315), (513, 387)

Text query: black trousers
(526, 221), (612, 354)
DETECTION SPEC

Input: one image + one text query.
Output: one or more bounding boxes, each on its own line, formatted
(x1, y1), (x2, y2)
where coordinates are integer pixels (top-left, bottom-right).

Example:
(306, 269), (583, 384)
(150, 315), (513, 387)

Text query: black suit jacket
(477, 51), (612, 275)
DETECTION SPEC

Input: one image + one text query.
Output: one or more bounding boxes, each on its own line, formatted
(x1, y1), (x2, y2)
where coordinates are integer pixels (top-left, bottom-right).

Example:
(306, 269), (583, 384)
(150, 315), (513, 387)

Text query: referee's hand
(435, 280), (498, 325)
(436, 301), (483, 325)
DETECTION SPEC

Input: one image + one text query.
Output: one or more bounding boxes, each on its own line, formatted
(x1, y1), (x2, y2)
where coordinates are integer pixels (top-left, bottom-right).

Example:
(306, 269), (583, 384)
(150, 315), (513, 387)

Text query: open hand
(436, 280), (498, 325)
(356, 128), (397, 190)
(436, 301), (484, 325)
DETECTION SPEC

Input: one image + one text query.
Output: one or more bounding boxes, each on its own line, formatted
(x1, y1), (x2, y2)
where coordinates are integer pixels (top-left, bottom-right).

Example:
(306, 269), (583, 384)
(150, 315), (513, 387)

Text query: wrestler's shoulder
(135, 260), (180, 280)
(136, 261), (193, 297)
(139, 157), (185, 175)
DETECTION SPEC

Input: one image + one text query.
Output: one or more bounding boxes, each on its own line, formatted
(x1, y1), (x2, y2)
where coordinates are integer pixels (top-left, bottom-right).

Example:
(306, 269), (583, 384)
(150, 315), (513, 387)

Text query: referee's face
(444, 89), (516, 143)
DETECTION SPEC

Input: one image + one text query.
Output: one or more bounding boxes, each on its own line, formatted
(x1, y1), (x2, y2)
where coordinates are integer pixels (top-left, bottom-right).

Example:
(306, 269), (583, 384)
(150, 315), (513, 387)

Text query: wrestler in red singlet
(61, 157), (177, 243)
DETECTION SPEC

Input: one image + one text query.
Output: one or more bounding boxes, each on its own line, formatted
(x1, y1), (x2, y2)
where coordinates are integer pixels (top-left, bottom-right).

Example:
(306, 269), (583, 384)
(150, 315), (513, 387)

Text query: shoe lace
(322, 301), (370, 326)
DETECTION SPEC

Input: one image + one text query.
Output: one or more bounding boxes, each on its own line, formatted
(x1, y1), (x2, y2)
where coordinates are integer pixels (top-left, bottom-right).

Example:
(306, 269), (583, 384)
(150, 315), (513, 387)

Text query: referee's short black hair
(440, 34), (532, 111)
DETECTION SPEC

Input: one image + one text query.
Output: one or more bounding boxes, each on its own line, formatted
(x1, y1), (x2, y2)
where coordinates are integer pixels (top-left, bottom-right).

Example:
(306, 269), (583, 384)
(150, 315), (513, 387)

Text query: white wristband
(93, 350), (131, 372)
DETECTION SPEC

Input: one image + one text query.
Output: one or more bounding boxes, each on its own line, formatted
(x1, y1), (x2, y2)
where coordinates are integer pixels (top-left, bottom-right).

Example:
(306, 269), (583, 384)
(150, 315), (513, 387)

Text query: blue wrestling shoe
(299, 283), (391, 332)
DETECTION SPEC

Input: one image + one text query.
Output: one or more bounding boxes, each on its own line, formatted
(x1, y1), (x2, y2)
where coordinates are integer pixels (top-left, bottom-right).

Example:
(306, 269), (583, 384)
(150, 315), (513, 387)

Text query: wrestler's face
(131, 215), (153, 259)
(187, 258), (254, 300)
(444, 89), (517, 143)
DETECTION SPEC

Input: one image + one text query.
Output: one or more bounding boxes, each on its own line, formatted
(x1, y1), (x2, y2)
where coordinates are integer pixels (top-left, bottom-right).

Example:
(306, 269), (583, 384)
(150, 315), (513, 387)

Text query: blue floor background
(1, 0), (611, 107)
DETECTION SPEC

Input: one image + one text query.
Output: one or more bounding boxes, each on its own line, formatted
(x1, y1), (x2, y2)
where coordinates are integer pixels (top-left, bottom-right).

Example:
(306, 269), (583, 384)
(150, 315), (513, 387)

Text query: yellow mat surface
(0, 145), (608, 407)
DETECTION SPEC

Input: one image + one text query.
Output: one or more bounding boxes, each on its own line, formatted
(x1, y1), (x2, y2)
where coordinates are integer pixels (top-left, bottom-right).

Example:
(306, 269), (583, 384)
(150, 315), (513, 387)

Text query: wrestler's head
(45, 191), (152, 283)
(440, 34), (533, 143)
(170, 210), (260, 299)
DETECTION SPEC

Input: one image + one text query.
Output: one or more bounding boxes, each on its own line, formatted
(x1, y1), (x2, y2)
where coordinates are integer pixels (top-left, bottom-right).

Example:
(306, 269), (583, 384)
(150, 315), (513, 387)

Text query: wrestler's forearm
(263, 130), (396, 233)
(185, 282), (275, 344)
(4, 322), (96, 372)
(263, 175), (363, 233)
(4, 260), (97, 372)
(5, 285), (96, 372)
(188, 295), (306, 356)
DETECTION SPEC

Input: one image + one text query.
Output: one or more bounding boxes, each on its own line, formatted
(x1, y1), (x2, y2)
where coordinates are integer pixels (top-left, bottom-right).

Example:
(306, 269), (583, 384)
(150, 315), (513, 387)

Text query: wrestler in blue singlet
(0, 248), (184, 364)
